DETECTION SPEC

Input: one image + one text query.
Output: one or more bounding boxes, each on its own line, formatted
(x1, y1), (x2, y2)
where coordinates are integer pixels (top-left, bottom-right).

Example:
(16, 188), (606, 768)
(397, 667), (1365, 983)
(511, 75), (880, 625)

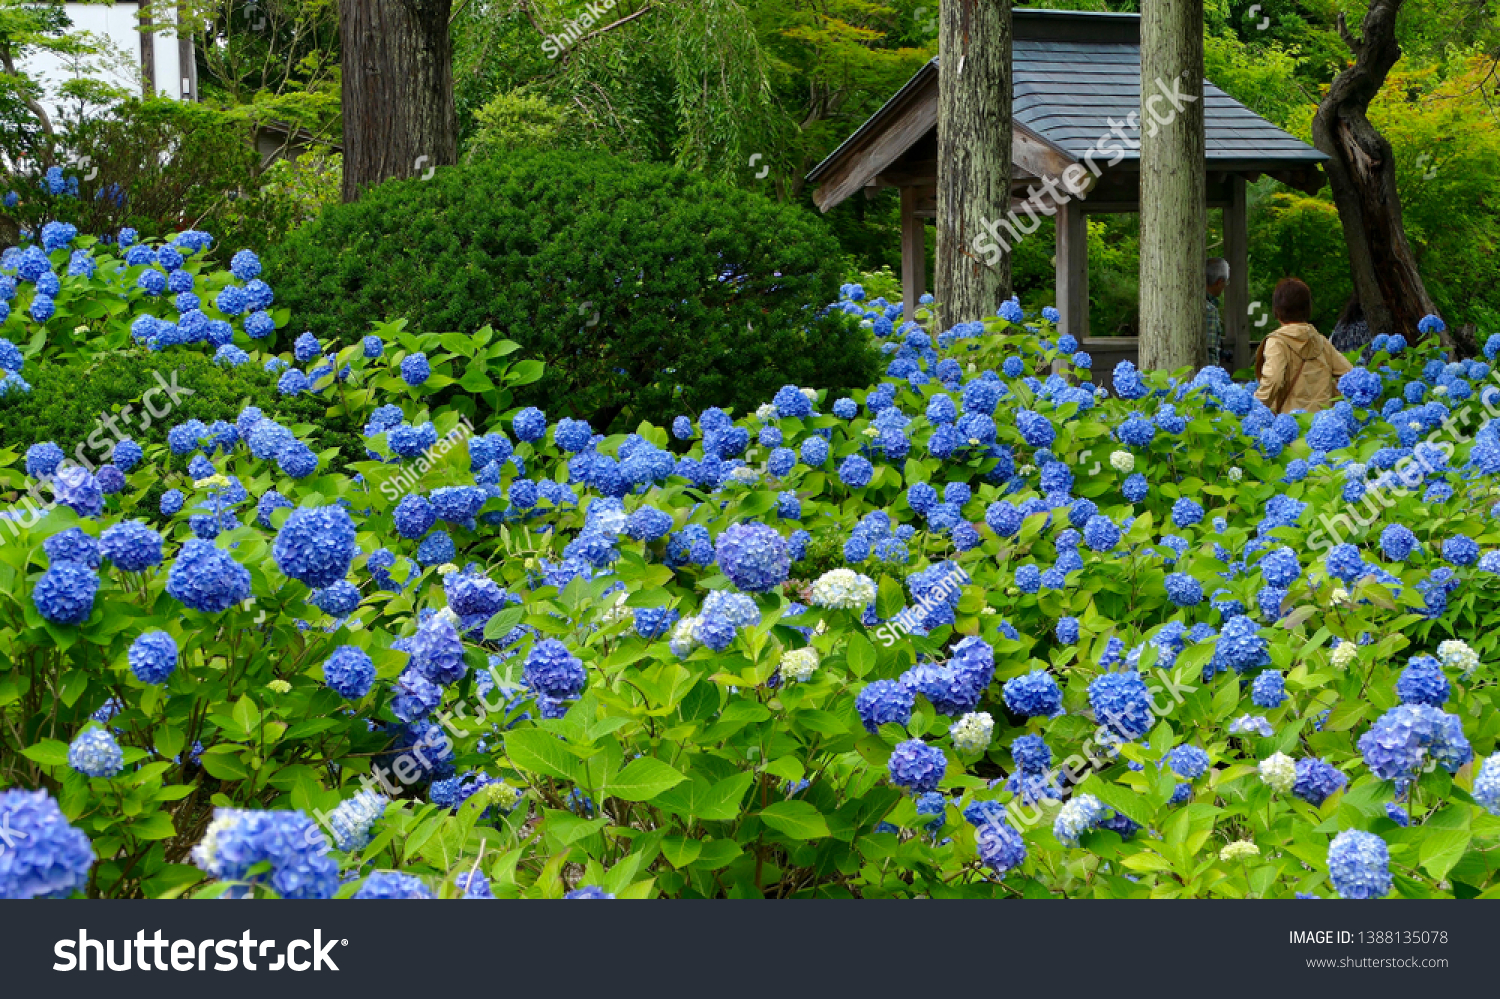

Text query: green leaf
(483, 605), (526, 641)
(504, 728), (582, 782)
(876, 575), (905, 620)
(508, 359), (546, 386)
(846, 632), (876, 678)
(660, 835), (703, 868)
(21, 739), (69, 767)
(542, 809), (609, 846)
(759, 800), (830, 840)
(132, 812), (177, 841)
(607, 757), (686, 801)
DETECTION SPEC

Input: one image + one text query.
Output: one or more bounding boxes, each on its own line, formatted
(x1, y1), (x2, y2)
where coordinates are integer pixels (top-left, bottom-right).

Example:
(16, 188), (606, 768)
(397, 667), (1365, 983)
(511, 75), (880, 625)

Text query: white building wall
(17, 2), (192, 121)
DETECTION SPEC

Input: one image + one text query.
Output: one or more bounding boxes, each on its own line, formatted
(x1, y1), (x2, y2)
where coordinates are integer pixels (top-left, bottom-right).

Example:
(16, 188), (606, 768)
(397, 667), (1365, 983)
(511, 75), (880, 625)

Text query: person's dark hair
(1272, 278), (1313, 324)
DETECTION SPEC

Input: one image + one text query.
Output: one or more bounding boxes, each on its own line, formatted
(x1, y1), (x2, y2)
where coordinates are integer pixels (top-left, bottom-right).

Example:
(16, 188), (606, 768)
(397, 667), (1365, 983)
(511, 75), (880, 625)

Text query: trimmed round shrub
(265, 149), (879, 429)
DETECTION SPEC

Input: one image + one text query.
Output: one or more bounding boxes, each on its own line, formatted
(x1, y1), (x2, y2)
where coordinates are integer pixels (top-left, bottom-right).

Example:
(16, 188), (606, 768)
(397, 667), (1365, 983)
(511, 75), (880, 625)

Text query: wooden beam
(901, 186), (927, 324)
(1056, 198), (1089, 343)
(1225, 174), (1251, 372)
(813, 82), (938, 212)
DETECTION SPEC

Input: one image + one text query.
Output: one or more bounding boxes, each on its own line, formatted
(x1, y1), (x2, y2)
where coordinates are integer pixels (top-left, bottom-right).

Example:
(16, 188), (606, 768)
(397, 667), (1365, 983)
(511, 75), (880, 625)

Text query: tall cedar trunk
(340, 0), (458, 203)
(935, 0), (1012, 328)
(1137, 0), (1205, 373)
(1311, 0), (1436, 342)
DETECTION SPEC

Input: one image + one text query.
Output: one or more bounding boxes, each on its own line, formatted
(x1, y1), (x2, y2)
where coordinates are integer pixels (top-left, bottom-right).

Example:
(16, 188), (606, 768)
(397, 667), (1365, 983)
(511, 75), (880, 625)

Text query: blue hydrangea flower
(1292, 757), (1347, 805)
(856, 680), (914, 734)
(554, 418), (593, 453)
(0, 789), (94, 898)
(1167, 745), (1210, 779)
(326, 790), (387, 853)
(1164, 572), (1203, 607)
(128, 630), (177, 684)
(1327, 829), (1391, 900)
(838, 455), (873, 488)
(564, 885), (614, 899)
(976, 817), (1027, 873)
(1251, 669), (1286, 708)
(272, 504), (358, 589)
(400, 352), (431, 386)
(1443, 535), (1479, 567)
(44, 527), (99, 568)
(1358, 703), (1470, 780)
(192, 808), (340, 899)
(888, 739), (946, 793)
(166, 539), (251, 613)
(33, 560), (99, 625)
(1088, 671), (1152, 740)
(1082, 514), (1120, 551)
(68, 727), (123, 777)
(1473, 753), (1500, 815)
(513, 407), (547, 442)
(523, 639), (587, 699)
(1170, 497), (1204, 527)
(715, 522), (789, 592)
(1396, 655), (1449, 706)
(1003, 670), (1063, 718)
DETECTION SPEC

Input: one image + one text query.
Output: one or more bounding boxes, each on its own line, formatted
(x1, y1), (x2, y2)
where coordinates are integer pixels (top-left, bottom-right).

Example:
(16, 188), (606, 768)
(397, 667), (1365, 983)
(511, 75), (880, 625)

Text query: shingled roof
(806, 8), (1326, 188)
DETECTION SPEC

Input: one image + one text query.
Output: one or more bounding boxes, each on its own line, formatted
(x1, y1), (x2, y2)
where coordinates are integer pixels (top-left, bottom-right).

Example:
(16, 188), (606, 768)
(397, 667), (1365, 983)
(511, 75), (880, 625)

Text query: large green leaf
(759, 800), (831, 840)
(504, 729), (582, 782)
(607, 757), (686, 801)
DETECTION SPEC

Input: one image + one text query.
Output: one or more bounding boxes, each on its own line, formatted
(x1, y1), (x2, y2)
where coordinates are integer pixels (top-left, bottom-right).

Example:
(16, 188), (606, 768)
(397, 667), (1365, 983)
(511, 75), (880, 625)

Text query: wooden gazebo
(806, 8), (1329, 373)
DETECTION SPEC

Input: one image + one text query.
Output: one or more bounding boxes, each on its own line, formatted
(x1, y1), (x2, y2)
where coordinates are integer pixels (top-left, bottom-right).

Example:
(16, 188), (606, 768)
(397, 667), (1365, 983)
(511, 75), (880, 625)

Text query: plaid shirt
(1205, 295), (1224, 367)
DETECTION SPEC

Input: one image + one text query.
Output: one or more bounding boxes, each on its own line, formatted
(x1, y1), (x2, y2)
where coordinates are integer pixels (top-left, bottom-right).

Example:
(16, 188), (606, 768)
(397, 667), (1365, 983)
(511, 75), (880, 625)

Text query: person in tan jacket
(1253, 277), (1352, 414)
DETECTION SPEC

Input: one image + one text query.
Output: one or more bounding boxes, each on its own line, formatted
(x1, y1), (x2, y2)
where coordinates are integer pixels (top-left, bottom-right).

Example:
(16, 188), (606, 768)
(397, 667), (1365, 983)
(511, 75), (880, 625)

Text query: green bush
(0, 350), (363, 478)
(264, 149), (880, 430)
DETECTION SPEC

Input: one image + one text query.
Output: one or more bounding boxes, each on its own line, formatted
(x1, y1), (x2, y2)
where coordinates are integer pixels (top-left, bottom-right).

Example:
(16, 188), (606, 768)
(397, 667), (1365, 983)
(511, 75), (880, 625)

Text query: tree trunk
(1137, 0), (1205, 373)
(340, 0), (458, 203)
(1311, 0), (1436, 342)
(935, 0), (1012, 328)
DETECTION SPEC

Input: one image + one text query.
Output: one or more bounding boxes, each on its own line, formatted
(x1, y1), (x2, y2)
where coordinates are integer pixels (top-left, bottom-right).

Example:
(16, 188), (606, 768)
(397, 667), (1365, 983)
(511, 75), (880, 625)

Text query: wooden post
(138, 2), (156, 98)
(1224, 175), (1250, 371)
(1055, 198), (1088, 343)
(1137, 0), (1206, 372)
(901, 186), (927, 324)
(177, 3), (197, 100)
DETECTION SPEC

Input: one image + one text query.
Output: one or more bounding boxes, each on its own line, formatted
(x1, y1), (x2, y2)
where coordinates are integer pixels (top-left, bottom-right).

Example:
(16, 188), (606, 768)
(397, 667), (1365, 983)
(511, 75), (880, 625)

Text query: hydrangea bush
(2, 260), (1500, 899)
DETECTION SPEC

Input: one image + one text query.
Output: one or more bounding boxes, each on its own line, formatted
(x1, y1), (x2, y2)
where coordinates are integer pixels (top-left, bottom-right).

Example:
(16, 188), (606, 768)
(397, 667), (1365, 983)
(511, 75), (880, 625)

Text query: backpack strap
(1256, 332), (1307, 412)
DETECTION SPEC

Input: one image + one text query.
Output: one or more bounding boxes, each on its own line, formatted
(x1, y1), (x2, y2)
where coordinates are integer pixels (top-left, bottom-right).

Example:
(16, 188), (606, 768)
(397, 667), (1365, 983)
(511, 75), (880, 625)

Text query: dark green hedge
(0, 350), (363, 470)
(264, 149), (879, 429)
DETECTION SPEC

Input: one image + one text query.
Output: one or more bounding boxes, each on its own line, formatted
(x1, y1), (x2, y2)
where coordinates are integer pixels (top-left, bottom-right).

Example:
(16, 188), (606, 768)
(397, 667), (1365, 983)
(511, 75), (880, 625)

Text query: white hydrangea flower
(780, 647), (819, 682)
(1109, 450), (1135, 473)
(756, 403), (776, 421)
(1438, 639), (1480, 678)
(1258, 752), (1296, 793)
(434, 607), (461, 627)
(1227, 466), (1244, 482)
(267, 679), (292, 694)
(861, 426), (881, 438)
(729, 466), (760, 483)
(799, 387), (818, 402)
(1016, 464), (1036, 477)
(809, 568), (877, 610)
(1330, 641), (1357, 671)
(1330, 587), (1351, 606)
(950, 712), (994, 755)
(670, 616), (701, 656)
(598, 591), (631, 626)
(1433, 385), (1449, 396)
(1219, 840), (1261, 862)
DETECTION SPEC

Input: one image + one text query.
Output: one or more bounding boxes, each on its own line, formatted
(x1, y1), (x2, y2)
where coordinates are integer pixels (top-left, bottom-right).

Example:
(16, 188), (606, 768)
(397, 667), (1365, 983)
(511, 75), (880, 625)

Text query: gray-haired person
(1206, 258), (1230, 369)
